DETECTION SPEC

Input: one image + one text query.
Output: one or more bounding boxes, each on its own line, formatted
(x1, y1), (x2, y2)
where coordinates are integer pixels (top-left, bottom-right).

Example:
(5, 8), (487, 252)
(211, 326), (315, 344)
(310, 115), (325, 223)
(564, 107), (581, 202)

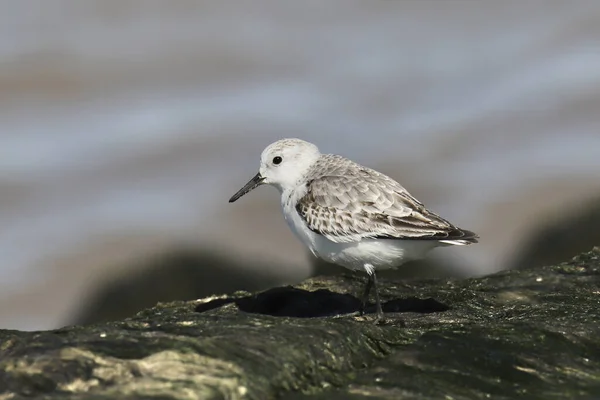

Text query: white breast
(281, 187), (319, 256)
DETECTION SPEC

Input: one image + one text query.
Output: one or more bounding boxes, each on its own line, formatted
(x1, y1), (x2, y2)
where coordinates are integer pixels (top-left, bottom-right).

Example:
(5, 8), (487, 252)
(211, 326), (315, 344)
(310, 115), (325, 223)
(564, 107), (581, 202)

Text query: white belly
(281, 191), (438, 272)
(312, 235), (438, 271)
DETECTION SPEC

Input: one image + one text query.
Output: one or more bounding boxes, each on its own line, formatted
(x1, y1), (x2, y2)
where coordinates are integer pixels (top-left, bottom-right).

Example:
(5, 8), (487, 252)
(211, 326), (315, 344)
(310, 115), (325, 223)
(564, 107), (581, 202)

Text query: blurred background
(1, 1), (599, 331)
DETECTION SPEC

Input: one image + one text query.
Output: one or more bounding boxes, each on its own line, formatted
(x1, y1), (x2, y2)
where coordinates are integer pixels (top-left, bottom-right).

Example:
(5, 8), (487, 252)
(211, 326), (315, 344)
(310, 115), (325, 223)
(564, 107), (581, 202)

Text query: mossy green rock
(1, 248), (600, 399)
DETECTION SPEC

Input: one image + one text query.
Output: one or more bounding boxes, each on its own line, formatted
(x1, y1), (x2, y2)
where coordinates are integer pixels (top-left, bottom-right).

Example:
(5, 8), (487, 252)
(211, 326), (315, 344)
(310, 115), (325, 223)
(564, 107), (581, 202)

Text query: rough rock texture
(1, 248), (600, 399)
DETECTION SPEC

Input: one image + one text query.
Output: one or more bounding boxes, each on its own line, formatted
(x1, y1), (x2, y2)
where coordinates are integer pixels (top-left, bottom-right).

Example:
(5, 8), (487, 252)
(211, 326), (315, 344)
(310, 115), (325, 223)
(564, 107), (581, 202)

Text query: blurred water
(0, 1), (599, 330)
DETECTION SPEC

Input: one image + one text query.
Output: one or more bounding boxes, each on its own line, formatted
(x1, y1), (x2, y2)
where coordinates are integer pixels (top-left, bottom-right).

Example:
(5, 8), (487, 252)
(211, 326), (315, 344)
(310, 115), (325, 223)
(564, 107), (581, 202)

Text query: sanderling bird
(229, 138), (478, 322)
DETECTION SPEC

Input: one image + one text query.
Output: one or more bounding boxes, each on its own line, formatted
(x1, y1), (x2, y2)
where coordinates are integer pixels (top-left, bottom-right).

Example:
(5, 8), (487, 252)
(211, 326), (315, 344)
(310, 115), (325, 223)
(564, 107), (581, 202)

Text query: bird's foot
(372, 312), (388, 325)
(359, 302), (367, 316)
(354, 311), (389, 325)
(364, 312), (405, 326)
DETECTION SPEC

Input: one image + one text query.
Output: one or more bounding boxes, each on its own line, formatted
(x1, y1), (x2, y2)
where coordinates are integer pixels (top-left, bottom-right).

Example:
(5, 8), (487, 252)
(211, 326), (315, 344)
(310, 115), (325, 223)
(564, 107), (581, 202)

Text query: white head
(229, 138), (321, 202)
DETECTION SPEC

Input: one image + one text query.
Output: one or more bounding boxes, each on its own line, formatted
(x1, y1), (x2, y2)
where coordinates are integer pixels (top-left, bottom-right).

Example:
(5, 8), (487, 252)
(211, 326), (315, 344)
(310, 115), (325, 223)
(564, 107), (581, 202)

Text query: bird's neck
(281, 181), (308, 209)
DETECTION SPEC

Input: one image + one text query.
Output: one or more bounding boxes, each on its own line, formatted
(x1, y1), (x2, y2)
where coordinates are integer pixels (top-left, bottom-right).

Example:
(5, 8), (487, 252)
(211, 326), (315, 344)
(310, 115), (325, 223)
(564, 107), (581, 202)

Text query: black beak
(229, 173), (265, 203)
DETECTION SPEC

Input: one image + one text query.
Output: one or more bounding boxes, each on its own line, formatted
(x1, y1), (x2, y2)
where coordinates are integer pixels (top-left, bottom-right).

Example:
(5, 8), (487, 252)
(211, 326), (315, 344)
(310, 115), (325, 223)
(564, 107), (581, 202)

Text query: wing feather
(295, 156), (478, 244)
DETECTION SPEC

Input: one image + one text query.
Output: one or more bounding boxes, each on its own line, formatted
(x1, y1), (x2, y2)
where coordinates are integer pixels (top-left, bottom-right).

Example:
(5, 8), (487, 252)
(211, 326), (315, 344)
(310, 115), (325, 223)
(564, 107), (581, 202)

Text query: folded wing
(295, 167), (478, 244)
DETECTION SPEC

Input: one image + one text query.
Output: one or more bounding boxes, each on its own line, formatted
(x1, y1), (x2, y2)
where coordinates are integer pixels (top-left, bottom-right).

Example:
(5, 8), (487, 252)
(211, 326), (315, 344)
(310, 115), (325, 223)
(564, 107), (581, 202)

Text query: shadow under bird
(229, 138), (478, 322)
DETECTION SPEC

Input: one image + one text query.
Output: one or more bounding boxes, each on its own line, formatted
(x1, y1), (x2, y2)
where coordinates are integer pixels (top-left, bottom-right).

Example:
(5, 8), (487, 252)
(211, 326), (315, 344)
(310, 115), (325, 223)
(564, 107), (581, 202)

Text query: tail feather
(439, 228), (479, 246)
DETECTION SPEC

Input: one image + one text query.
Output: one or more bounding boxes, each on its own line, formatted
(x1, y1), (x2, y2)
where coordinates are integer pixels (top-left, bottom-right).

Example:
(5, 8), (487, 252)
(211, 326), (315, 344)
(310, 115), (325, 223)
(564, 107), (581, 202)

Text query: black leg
(360, 274), (373, 315)
(372, 271), (384, 322)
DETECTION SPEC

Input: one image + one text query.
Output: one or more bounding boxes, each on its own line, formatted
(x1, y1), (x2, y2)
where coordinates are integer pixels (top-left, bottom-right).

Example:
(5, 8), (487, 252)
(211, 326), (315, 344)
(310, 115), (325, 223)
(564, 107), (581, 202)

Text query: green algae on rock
(1, 248), (600, 399)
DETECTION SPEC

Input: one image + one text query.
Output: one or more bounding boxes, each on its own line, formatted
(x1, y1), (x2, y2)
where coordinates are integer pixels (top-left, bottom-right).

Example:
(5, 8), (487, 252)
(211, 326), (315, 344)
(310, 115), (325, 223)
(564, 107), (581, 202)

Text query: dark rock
(2, 248), (600, 399)
(196, 286), (449, 318)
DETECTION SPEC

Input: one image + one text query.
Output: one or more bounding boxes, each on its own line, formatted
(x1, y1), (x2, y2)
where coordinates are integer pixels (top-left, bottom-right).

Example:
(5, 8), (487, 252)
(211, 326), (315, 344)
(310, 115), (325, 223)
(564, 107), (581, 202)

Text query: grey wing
(295, 170), (477, 243)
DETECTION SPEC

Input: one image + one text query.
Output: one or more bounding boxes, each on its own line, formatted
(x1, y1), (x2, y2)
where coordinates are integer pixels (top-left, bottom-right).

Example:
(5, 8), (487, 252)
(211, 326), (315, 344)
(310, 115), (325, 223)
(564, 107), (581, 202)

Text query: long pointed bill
(229, 172), (265, 203)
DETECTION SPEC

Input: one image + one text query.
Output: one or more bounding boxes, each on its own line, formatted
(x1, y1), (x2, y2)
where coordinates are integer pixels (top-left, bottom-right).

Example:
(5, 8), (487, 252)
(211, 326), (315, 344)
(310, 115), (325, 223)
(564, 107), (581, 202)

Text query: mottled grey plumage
(295, 154), (478, 244)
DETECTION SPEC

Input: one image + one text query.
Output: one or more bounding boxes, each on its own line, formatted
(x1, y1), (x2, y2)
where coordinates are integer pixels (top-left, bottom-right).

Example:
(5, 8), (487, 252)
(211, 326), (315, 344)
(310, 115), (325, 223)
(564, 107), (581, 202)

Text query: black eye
(272, 156), (283, 165)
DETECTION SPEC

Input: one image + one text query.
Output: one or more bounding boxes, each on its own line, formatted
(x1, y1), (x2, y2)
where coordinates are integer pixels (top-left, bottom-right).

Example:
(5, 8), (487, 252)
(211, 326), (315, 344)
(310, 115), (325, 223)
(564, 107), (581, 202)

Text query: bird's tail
(439, 229), (479, 246)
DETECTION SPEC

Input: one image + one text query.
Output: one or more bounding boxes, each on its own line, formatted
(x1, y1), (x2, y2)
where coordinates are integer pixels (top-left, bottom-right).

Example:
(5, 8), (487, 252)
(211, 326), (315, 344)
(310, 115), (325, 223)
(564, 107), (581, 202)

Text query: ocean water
(0, 1), (599, 330)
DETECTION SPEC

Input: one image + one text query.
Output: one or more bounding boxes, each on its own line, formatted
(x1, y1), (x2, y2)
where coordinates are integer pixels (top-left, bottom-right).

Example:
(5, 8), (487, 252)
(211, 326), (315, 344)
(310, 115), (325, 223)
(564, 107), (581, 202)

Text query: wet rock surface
(1, 248), (600, 399)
